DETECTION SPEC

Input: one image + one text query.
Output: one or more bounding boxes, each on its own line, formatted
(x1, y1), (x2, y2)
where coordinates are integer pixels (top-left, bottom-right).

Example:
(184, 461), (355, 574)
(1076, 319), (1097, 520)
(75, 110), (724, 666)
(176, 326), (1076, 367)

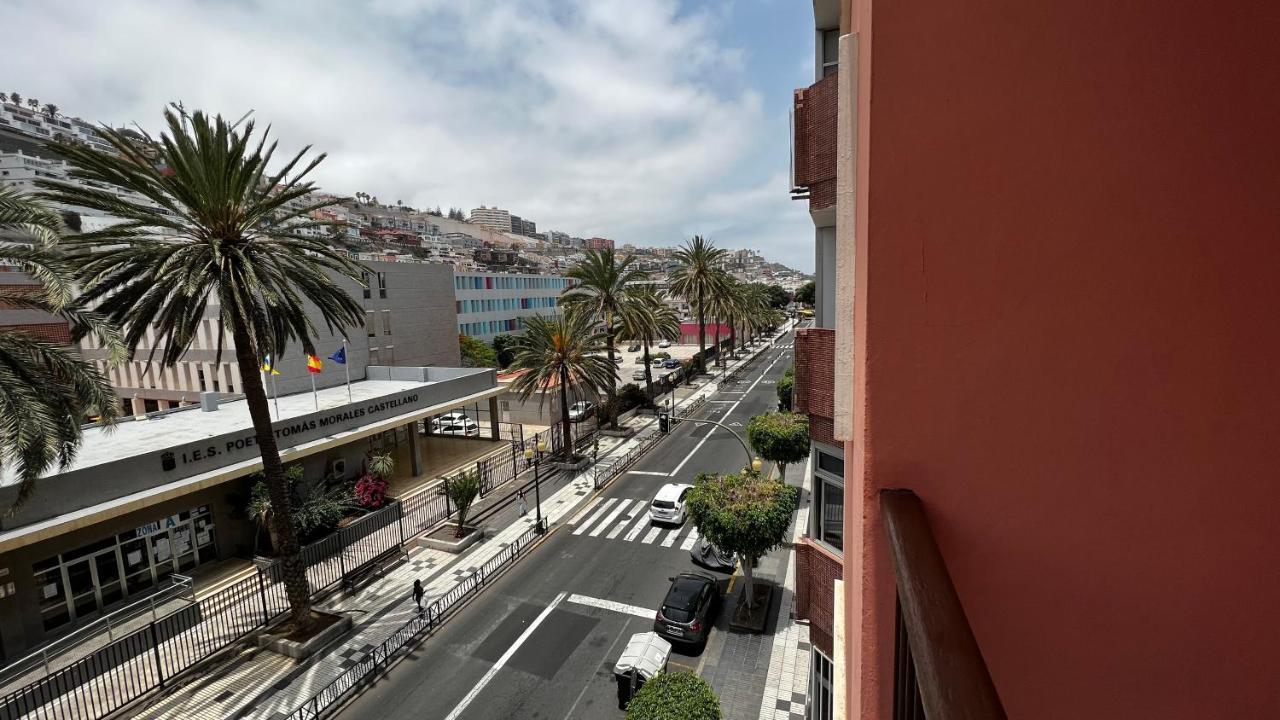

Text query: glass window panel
(820, 479), (844, 550)
(817, 451), (844, 477)
(94, 551), (121, 585)
(65, 560), (94, 597)
(34, 568), (65, 611)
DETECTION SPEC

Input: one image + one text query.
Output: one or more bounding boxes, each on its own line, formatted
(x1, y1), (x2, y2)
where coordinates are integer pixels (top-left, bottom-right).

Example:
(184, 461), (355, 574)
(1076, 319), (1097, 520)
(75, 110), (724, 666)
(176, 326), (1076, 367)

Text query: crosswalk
(774, 342), (794, 349)
(570, 497), (701, 550)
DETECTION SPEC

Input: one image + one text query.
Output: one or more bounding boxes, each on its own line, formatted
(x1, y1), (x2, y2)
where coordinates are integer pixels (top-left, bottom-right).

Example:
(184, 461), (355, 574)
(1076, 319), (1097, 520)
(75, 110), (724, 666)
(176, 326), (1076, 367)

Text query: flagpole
(310, 371), (318, 411)
(270, 368), (280, 418)
(261, 367), (273, 420)
(343, 338), (352, 403)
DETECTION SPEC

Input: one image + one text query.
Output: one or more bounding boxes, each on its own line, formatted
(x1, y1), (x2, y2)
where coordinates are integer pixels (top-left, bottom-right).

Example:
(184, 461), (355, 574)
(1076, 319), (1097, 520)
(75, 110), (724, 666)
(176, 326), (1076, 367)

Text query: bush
(617, 383), (650, 413)
(626, 671), (721, 720)
(355, 473), (389, 509)
(652, 351), (671, 361)
(447, 470), (482, 537)
(776, 367), (794, 411)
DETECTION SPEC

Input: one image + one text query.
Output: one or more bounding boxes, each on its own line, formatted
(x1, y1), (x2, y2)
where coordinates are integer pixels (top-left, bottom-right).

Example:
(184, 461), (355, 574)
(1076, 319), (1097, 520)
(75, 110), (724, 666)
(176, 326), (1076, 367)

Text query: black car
(690, 538), (736, 572)
(653, 573), (720, 645)
(627, 343), (641, 352)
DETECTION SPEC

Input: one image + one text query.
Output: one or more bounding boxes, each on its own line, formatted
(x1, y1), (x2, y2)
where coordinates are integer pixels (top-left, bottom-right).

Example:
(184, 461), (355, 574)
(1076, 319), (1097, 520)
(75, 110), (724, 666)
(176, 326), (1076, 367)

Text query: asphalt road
(337, 330), (796, 720)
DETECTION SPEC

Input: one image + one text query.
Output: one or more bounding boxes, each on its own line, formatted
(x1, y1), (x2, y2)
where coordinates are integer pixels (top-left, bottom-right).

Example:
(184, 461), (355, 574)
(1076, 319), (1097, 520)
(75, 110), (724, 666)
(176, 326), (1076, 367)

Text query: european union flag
(329, 346), (347, 365)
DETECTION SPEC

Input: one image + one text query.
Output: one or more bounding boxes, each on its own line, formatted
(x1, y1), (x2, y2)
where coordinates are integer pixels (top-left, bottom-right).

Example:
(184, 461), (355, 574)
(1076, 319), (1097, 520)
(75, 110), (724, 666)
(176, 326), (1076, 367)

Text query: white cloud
(5, 0), (813, 270)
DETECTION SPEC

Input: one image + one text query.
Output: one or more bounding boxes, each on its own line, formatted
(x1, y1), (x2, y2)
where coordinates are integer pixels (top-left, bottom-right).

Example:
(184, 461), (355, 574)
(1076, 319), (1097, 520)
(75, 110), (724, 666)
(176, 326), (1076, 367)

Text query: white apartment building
(454, 271), (573, 341)
(467, 206), (512, 233)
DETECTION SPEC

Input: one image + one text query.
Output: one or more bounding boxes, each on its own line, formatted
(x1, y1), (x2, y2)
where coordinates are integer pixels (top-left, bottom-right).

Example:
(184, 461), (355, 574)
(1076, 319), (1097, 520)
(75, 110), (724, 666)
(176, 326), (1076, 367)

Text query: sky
(6, 0), (816, 271)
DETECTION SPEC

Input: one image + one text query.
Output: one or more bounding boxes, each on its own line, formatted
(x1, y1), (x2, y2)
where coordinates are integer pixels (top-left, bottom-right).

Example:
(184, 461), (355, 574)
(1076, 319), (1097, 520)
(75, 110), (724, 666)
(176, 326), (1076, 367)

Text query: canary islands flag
(306, 354), (323, 374)
(261, 357), (280, 375)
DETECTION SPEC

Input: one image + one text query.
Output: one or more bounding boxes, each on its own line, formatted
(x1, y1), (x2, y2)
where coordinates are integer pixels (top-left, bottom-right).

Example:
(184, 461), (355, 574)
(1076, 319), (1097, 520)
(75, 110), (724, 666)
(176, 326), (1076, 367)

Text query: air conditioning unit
(328, 458), (347, 479)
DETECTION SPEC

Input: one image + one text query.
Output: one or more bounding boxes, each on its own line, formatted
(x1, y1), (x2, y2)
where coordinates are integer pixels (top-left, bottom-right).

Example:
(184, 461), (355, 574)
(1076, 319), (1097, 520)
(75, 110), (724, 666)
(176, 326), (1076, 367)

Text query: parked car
(661, 358), (681, 369)
(632, 369), (647, 381)
(431, 412), (479, 436)
(627, 343), (641, 352)
(658, 339), (672, 348)
(613, 356), (624, 365)
(653, 573), (720, 646)
(690, 538), (736, 572)
(649, 483), (692, 525)
(568, 400), (596, 422)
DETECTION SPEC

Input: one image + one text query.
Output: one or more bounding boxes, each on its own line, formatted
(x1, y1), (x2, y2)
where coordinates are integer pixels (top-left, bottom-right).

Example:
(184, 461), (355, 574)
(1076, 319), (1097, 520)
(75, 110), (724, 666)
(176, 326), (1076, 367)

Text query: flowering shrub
(355, 472), (389, 509)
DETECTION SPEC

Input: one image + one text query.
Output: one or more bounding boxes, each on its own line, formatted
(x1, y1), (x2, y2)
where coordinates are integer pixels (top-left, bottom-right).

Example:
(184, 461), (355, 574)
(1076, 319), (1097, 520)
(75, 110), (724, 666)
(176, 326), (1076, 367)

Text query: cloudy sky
(7, 0), (815, 270)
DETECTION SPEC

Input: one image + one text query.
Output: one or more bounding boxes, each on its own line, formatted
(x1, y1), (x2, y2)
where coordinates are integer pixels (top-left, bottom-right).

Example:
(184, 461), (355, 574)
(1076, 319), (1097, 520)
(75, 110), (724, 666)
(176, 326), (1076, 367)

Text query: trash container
(613, 631), (672, 709)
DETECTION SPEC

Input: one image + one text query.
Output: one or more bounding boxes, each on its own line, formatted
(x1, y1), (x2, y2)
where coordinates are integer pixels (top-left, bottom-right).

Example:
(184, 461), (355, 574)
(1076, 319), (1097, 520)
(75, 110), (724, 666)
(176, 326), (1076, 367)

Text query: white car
(432, 412), (479, 436)
(658, 339), (672, 348)
(632, 369), (647, 381)
(649, 483), (693, 525)
(568, 401), (595, 422)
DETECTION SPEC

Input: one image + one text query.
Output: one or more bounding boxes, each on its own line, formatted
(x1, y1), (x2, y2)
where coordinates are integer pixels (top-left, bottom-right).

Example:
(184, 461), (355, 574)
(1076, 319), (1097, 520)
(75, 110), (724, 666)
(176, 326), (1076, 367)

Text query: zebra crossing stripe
(680, 527), (700, 551)
(640, 525), (663, 545)
(608, 500), (649, 539)
(566, 497), (601, 526)
(661, 525), (688, 548)
(623, 506), (652, 541)
(589, 499), (634, 538)
(573, 498), (619, 535)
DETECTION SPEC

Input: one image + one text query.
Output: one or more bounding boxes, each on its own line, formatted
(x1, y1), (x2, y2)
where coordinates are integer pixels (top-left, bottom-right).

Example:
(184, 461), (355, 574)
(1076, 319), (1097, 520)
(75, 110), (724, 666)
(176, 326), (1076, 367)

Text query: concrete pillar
(488, 397), (501, 439)
(406, 421), (422, 477)
(131, 397), (146, 416)
(157, 400), (171, 411)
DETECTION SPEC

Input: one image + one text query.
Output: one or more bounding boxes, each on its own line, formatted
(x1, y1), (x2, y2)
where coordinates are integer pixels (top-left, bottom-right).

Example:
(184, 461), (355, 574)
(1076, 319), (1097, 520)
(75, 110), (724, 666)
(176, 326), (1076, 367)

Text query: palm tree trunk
(693, 293), (705, 385)
(604, 319), (618, 429)
(713, 319), (722, 368)
(558, 366), (572, 461)
(643, 340), (654, 402)
(230, 322), (313, 632)
(728, 321), (736, 359)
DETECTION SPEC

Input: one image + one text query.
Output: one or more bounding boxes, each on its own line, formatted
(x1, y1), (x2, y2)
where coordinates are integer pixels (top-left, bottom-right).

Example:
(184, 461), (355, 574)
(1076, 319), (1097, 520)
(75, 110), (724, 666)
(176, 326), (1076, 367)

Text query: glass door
(148, 530), (175, 583)
(64, 557), (97, 620)
(94, 548), (124, 607)
(121, 535), (154, 595)
(172, 522), (197, 572)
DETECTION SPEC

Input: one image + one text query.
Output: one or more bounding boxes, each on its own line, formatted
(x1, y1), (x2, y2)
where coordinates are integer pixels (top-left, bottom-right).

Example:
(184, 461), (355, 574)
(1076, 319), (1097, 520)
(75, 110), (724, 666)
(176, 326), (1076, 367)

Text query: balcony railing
(882, 489), (1006, 720)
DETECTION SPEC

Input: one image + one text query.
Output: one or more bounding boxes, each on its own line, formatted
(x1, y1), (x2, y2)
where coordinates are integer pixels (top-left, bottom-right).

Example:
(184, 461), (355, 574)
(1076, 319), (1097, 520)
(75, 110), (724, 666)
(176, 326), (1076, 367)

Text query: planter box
(419, 524), (483, 553)
(258, 610), (352, 659)
(599, 427), (636, 439)
(729, 583), (775, 634)
(552, 456), (592, 471)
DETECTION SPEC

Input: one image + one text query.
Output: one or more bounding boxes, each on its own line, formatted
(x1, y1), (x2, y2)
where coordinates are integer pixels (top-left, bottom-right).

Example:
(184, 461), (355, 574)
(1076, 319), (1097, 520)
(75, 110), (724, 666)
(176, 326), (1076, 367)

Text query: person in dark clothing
(413, 578), (425, 612)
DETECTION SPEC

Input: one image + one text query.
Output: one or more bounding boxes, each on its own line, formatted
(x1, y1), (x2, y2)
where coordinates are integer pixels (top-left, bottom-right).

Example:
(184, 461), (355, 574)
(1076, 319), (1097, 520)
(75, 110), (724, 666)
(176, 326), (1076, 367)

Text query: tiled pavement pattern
(126, 331), (792, 720)
(759, 454), (814, 720)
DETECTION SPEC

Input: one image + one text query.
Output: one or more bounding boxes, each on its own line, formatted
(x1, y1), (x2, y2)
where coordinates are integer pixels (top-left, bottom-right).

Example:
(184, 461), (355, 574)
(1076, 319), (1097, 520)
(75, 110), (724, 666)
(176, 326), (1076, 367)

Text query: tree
(776, 367), (795, 411)
(705, 270), (734, 367)
(459, 333), (497, 368)
(248, 464), (356, 548)
(625, 671), (722, 720)
(795, 280), (815, 306)
(491, 333), (518, 368)
(669, 236), (728, 376)
(446, 469), (481, 537)
(7, 93), (21, 106)
(747, 412), (810, 483)
(0, 187), (121, 507)
(41, 105), (366, 633)
(43, 103), (59, 120)
(562, 248), (644, 426)
(686, 470), (798, 608)
(508, 310), (614, 461)
(618, 286), (679, 401)
(760, 283), (790, 309)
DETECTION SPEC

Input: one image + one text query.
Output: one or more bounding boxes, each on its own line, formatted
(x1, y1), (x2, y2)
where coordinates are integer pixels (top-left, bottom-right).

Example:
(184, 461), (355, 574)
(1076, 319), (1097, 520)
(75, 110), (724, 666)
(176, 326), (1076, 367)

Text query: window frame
(812, 445), (844, 555)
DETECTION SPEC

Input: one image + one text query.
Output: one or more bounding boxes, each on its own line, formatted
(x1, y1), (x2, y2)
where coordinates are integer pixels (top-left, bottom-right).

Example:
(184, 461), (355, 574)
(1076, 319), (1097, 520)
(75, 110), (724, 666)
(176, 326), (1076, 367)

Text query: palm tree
(508, 310), (615, 461)
(705, 270), (737, 368)
(669, 235), (727, 376)
(561, 248), (645, 427)
(0, 187), (121, 506)
(43, 103), (58, 120)
(619, 286), (680, 402)
(27, 98), (39, 111)
(39, 105), (366, 632)
(8, 93), (20, 106)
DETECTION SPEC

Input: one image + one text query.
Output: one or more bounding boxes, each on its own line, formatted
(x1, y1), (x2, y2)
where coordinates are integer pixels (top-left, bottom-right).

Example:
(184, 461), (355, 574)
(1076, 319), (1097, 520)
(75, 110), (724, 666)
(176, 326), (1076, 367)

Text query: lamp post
(522, 440), (549, 533)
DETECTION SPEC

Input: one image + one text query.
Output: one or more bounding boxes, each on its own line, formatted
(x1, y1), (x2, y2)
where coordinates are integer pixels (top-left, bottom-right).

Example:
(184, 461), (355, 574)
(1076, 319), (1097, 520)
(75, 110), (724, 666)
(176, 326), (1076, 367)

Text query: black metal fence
(282, 523), (547, 720)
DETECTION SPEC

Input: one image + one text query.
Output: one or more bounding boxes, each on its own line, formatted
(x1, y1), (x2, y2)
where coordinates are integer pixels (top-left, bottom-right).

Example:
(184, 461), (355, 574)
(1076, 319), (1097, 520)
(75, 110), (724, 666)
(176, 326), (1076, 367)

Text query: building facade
(453, 271), (572, 342)
(585, 237), (614, 251)
(467, 206), (512, 233)
(792, 0), (1280, 718)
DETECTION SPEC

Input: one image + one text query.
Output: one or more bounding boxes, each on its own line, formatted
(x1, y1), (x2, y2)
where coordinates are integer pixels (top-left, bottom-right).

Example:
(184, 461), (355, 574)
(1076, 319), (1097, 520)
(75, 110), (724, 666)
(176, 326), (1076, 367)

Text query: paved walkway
(758, 454), (814, 720)
(128, 331), (791, 720)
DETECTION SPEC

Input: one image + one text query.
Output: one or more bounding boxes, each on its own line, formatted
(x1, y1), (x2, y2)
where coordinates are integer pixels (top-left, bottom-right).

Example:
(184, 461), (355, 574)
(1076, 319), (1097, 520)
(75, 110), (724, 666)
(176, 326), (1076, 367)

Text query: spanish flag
(306, 354), (323, 374)
(261, 357), (280, 375)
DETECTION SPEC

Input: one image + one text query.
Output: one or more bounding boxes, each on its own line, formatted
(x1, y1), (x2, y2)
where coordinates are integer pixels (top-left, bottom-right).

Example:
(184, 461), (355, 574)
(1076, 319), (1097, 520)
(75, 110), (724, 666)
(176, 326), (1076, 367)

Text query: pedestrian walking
(517, 490), (528, 517)
(412, 578), (424, 613)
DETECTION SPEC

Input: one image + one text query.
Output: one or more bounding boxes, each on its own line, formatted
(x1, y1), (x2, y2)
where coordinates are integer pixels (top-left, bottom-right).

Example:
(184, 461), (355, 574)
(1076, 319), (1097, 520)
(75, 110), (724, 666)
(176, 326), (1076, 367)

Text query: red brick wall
(796, 538), (843, 657)
(795, 327), (836, 446)
(793, 72), (839, 212)
(0, 322), (72, 344)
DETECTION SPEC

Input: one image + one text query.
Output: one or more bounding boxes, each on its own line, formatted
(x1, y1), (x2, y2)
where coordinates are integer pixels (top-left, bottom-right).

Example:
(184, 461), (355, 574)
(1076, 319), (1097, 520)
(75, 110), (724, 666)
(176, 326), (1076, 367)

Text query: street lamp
(523, 440), (550, 534)
(751, 457), (763, 473)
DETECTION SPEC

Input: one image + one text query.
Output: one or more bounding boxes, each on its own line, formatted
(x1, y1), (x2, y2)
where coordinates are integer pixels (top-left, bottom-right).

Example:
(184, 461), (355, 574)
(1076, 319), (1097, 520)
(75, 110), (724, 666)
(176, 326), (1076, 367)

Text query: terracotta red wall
(849, 0), (1280, 717)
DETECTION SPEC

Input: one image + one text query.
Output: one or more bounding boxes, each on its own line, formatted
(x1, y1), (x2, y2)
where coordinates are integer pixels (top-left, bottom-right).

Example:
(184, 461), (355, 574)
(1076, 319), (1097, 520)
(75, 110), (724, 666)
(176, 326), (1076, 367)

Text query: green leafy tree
(747, 412), (810, 483)
(777, 367), (795, 411)
(491, 333), (518, 368)
(41, 105), (366, 632)
(618, 286), (679, 401)
(459, 333), (497, 368)
(508, 310), (614, 460)
(795, 280), (815, 306)
(761, 283), (790, 309)
(0, 187), (121, 507)
(687, 471), (799, 608)
(562, 248), (645, 427)
(446, 469), (481, 537)
(247, 464), (355, 548)
(669, 235), (728, 376)
(625, 671), (722, 720)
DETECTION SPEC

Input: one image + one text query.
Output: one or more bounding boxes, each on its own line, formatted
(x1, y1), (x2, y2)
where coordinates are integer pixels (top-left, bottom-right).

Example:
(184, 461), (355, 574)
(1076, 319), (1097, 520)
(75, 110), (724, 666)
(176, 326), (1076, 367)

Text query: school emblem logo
(161, 451), (176, 472)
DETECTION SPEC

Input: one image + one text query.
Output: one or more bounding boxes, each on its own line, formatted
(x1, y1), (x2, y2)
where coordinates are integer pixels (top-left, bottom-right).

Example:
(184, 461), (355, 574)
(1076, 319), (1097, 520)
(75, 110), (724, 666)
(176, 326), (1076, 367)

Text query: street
(336, 330), (796, 720)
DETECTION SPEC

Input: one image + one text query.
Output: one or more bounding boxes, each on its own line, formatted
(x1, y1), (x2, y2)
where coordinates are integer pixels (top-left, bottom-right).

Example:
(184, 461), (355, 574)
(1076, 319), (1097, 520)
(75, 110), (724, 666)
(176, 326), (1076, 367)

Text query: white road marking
(607, 500), (649, 539)
(567, 593), (655, 620)
(640, 525), (664, 545)
(565, 497), (601, 526)
(626, 470), (669, 476)
(443, 592), (568, 720)
(679, 527), (701, 551)
(623, 510), (653, 541)
(572, 498), (618, 535)
(589, 498), (634, 538)
(668, 353), (784, 478)
(661, 525), (687, 548)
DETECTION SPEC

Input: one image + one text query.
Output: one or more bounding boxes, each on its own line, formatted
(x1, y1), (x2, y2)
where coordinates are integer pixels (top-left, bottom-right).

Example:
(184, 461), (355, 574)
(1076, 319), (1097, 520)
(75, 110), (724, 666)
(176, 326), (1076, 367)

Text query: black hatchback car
(653, 573), (720, 645)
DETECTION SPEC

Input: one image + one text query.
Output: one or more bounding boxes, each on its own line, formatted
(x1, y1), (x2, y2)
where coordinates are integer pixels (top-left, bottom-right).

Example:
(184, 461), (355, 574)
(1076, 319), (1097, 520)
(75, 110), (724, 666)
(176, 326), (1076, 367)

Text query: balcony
(791, 71), (839, 212)
(795, 327), (836, 445)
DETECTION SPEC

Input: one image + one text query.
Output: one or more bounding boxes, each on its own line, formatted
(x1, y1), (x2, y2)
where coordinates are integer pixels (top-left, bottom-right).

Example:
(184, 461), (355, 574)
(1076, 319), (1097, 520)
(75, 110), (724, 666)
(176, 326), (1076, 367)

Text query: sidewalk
(129, 332), (788, 720)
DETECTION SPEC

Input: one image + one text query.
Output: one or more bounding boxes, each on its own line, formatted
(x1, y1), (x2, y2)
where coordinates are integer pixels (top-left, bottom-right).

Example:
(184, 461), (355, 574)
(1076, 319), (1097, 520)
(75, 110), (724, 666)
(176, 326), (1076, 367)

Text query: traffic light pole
(659, 412), (758, 471)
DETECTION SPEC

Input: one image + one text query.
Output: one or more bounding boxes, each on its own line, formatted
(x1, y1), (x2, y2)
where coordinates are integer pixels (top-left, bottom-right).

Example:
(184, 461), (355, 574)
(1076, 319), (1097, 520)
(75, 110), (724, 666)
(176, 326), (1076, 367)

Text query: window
(821, 28), (839, 77)
(810, 648), (834, 720)
(366, 310), (377, 337)
(361, 271), (371, 299)
(813, 449), (844, 552)
(382, 310), (392, 335)
(377, 271), (387, 298)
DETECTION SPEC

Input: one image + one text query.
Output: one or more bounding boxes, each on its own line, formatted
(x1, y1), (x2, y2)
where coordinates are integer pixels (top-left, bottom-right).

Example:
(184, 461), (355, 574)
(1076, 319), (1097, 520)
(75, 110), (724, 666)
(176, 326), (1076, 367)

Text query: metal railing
(282, 522), (547, 720)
